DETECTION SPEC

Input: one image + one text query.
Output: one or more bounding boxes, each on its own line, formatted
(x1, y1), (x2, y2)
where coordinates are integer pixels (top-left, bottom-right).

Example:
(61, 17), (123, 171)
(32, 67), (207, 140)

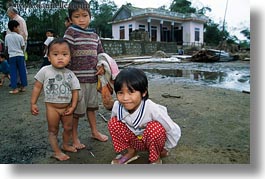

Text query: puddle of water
(144, 68), (250, 92)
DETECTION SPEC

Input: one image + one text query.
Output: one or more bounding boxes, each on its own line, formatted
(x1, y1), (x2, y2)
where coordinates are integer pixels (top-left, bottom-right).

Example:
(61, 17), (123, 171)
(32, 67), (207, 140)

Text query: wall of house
(182, 22), (204, 46)
(113, 20), (204, 45)
(101, 39), (181, 56)
(112, 21), (137, 40)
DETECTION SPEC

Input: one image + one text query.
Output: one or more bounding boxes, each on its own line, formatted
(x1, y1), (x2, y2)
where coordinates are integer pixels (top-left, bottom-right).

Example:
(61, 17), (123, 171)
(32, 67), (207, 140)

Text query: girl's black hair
(68, 0), (91, 20)
(114, 68), (149, 100)
(47, 38), (71, 56)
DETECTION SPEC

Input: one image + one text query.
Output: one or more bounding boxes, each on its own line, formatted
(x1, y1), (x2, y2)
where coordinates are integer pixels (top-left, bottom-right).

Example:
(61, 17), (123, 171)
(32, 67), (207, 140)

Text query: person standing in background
(40, 29), (55, 68)
(6, 6), (28, 51)
(5, 20), (27, 94)
(6, 6), (28, 81)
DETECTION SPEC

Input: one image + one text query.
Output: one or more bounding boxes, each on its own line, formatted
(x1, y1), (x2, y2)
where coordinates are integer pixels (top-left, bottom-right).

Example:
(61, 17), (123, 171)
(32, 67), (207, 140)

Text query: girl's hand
(96, 65), (105, 76)
(31, 104), (39, 115)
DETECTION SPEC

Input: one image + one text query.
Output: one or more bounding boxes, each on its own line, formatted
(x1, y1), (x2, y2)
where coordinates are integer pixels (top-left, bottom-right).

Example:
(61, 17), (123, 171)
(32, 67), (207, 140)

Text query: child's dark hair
(47, 38), (71, 56)
(46, 29), (54, 34)
(114, 68), (149, 100)
(68, 0), (91, 20)
(0, 53), (6, 59)
(8, 20), (19, 31)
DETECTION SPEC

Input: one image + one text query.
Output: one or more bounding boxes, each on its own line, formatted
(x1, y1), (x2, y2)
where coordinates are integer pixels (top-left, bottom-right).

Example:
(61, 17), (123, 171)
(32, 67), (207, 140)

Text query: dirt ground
(0, 60), (250, 164)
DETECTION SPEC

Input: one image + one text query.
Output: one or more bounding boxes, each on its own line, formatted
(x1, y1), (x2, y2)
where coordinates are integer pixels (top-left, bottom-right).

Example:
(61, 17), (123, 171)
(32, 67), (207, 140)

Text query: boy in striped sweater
(64, 0), (108, 150)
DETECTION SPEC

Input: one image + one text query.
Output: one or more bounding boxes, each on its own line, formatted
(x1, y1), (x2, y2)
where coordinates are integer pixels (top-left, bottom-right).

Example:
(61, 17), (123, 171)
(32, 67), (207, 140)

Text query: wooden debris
(161, 93), (181, 98)
(98, 113), (108, 122)
(242, 90), (250, 94)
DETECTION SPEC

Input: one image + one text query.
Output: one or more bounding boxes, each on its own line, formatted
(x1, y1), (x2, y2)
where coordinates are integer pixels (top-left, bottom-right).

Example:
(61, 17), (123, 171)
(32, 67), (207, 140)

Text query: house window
(120, 26), (125, 39)
(195, 27), (200, 42)
(129, 24), (133, 37)
(162, 27), (170, 42)
(151, 26), (157, 41)
(139, 24), (145, 31)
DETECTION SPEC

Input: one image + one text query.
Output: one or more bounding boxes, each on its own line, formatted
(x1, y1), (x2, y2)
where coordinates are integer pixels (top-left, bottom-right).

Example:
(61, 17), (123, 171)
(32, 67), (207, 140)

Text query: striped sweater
(64, 25), (104, 83)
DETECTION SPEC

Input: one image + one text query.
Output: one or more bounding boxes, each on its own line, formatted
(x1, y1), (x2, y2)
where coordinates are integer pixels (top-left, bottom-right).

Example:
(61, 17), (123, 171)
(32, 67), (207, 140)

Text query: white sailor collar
(117, 100), (146, 129)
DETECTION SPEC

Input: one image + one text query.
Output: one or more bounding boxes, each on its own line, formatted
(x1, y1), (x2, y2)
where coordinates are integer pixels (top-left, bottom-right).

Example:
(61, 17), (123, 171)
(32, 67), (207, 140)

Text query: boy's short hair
(8, 20), (19, 31)
(47, 38), (71, 56)
(68, 0), (91, 19)
(46, 29), (54, 34)
(0, 53), (6, 59)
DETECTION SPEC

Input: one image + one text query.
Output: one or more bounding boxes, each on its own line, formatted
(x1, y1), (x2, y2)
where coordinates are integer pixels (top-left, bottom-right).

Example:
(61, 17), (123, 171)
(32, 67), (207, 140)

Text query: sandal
(111, 154), (140, 164)
(19, 88), (26, 92)
(151, 159), (163, 164)
(9, 89), (19, 94)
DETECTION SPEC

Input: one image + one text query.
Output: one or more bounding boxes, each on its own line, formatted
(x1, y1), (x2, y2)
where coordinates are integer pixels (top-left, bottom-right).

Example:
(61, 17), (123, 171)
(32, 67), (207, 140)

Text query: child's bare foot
(161, 149), (169, 158)
(52, 152), (70, 161)
(91, 132), (108, 142)
(73, 139), (86, 150)
(62, 145), (77, 153)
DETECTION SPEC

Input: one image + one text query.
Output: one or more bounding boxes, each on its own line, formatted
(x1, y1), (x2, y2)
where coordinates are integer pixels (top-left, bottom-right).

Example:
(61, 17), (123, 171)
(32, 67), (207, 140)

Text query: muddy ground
(0, 60), (250, 164)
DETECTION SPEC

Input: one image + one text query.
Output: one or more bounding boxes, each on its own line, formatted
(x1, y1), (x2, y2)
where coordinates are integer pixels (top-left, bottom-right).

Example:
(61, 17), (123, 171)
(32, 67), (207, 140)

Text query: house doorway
(174, 26), (183, 45)
(162, 27), (170, 42)
(151, 26), (157, 41)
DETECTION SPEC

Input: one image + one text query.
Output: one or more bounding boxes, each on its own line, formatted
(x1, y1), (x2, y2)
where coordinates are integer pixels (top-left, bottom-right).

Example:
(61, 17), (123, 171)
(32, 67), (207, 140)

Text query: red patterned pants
(108, 116), (166, 162)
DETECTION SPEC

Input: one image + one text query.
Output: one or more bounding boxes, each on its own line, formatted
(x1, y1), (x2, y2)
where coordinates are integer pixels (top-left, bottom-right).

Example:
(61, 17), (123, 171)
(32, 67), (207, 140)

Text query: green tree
(169, 0), (196, 13)
(89, 0), (117, 38)
(203, 20), (224, 46)
(197, 6), (211, 15)
(240, 28), (250, 40)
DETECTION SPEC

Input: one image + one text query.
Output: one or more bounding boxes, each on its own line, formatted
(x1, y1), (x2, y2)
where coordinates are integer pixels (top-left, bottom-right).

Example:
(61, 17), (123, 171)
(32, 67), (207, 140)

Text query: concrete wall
(27, 39), (200, 58)
(101, 39), (181, 56)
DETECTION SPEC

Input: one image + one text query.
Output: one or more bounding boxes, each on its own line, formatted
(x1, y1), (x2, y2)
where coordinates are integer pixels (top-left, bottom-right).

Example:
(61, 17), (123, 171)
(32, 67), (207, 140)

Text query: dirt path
(0, 61), (250, 164)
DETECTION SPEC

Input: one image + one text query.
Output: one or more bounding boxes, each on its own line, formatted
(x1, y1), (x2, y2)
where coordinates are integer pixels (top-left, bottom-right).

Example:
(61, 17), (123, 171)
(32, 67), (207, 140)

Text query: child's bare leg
(46, 104), (70, 161)
(49, 132), (70, 161)
(88, 110), (108, 142)
(62, 114), (77, 152)
(72, 115), (86, 149)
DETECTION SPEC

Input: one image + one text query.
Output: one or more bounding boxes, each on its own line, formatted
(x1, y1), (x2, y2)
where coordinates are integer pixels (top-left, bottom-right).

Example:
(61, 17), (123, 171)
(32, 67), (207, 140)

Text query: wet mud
(0, 60), (250, 164)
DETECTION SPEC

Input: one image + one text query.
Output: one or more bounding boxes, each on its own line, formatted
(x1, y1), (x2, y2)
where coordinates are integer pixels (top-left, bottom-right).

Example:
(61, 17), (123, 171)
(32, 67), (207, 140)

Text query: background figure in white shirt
(40, 29), (55, 68)
(6, 6), (28, 81)
(108, 67), (181, 164)
(4, 20), (27, 94)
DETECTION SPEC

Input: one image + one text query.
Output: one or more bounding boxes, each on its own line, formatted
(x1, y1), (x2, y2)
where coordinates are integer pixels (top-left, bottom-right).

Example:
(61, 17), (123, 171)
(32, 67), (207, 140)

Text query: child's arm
(30, 80), (43, 115)
(63, 89), (79, 116)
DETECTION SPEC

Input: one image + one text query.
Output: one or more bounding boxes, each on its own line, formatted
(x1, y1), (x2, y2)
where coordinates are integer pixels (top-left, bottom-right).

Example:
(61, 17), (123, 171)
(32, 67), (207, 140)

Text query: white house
(109, 5), (208, 46)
